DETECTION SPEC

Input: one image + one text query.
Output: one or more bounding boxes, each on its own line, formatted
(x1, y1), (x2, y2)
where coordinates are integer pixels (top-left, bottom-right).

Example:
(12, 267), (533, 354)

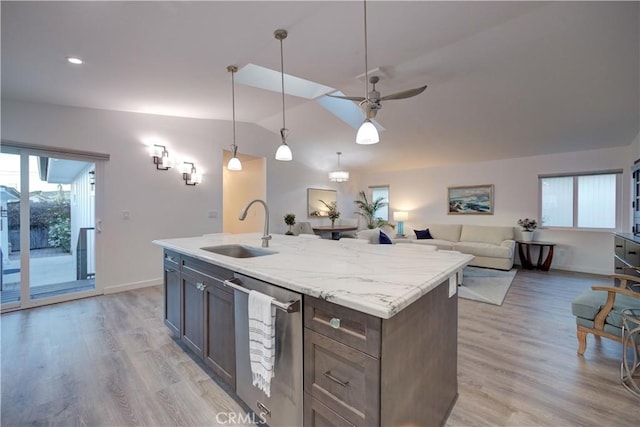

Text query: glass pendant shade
(356, 119), (379, 144)
(328, 170), (349, 183)
(275, 143), (293, 161)
(329, 151), (349, 182)
(227, 156), (242, 171)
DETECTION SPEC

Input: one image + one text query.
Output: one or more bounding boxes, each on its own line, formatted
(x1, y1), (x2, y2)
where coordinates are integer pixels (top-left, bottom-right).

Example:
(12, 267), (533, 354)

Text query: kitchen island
(153, 233), (473, 426)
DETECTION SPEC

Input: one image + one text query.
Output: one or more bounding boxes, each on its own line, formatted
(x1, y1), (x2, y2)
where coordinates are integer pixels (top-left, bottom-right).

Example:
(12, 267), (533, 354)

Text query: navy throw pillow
(414, 228), (433, 239)
(379, 230), (393, 244)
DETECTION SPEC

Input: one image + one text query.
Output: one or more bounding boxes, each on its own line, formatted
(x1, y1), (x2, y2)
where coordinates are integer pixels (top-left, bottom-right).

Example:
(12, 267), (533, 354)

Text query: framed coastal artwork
(447, 184), (494, 215)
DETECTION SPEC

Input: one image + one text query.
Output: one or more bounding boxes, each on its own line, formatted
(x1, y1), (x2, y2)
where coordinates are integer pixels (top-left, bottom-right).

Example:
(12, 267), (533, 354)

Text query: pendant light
(356, 0), (379, 145)
(274, 29), (293, 161)
(328, 152), (349, 183)
(226, 65), (242, 171)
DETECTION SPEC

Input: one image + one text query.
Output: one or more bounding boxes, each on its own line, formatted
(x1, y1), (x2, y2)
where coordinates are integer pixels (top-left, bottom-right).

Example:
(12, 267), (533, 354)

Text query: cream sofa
(357, 224), (515, 270)
(408, 224), (515, 270)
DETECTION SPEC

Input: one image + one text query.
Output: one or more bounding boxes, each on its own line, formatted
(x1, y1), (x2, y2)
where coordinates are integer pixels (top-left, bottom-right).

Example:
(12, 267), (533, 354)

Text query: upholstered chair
(571, 274), (640, 355)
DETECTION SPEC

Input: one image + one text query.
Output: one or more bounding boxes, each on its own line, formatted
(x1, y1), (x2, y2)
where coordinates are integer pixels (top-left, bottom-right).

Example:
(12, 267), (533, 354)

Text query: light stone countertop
(153, 233), (474, 319)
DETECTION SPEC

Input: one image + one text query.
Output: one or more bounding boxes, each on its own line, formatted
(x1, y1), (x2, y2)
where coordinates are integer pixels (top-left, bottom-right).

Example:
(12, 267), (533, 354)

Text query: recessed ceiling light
(66, 56), (83, 65)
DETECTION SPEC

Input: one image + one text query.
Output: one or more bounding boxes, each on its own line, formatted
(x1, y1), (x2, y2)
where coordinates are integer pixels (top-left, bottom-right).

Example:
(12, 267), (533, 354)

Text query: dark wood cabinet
(181, 271), (205, 358)
(633, 163), (640, 235)
(303, 278), (457, 427)
(162, 250), (236, 390)
(204, 281), (236, 389)
(163, 251), (181, 336)
(613, 234), (640, 281)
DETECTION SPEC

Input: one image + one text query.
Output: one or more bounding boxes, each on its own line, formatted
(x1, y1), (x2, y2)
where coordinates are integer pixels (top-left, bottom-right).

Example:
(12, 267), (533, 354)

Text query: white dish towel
(248, 290), (276, 397)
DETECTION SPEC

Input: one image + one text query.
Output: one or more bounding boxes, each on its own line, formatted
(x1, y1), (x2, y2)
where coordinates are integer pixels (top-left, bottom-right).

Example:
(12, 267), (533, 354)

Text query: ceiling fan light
(227, 156), (242, 171)
(275, 143), (293, 161)
(356, 119), (379, 144)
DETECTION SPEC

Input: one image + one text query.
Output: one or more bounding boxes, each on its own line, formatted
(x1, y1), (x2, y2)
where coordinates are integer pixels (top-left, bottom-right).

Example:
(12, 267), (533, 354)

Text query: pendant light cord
(364, 0), (369, 100)
(231, 68), (236, 149)
(280, 35), (286, 132)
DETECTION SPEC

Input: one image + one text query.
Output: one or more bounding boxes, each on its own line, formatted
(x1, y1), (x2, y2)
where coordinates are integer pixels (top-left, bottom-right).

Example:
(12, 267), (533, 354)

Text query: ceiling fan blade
(325, 93), (366, 102)
(379, 85), (427, 101)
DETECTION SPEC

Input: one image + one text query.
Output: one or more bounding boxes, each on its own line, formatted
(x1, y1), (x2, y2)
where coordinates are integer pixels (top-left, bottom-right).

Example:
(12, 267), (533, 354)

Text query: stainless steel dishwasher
(229, 273), (303, 426)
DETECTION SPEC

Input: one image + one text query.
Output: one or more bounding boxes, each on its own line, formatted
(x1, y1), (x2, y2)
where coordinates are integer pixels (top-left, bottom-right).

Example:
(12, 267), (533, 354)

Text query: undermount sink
(200, 244), (277, 258)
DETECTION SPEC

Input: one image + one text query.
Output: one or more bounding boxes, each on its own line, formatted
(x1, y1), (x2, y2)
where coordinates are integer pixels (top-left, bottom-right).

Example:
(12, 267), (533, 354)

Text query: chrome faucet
(239, 199), (272, 248)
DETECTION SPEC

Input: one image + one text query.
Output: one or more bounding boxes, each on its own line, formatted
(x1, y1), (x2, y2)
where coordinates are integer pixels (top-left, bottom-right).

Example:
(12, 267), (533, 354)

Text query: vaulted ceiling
(2, 1), (638, 172)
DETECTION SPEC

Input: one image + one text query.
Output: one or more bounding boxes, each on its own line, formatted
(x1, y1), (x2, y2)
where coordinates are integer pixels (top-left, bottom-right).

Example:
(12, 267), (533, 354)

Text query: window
(539, 171), (621, 229)
(369, 185), (389, 221)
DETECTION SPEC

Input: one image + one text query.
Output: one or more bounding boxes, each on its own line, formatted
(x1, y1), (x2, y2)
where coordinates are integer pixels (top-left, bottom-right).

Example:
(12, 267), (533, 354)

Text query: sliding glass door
(1, 148), (100, 310)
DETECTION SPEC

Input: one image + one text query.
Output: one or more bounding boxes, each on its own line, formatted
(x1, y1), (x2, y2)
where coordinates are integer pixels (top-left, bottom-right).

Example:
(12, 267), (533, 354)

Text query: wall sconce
(151, 144), (172, 170)
(393, 211), (408, 237)
(181, 162), (201, 186)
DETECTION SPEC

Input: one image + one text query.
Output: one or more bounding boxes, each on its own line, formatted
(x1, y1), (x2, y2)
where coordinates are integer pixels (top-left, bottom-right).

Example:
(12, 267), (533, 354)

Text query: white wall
(4, 98), (637, 289)
(360, 146), (632, 275)
(264, 159), (361, 235)
(1, 99), (278, 292)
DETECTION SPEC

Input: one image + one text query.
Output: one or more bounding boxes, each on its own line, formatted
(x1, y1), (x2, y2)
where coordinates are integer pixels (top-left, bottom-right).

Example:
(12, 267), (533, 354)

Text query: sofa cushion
(415, 224), (462, 243)
(454, 241), (512, 259)
(379, 231), (393, 244)
(412, 239), (454, 250)
(460, 225), (514, 246)
(357, 228), (381, 244)
(414, 229), (433, 239)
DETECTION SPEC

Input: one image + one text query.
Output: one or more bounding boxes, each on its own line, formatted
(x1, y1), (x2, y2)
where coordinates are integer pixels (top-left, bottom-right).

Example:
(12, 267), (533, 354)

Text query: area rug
(458, 266), (517, 306)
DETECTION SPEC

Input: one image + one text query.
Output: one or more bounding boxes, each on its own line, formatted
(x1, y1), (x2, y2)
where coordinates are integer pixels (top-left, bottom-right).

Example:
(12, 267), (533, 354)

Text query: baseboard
(103, 278), (162, 294)
(515, 263), (611, 276)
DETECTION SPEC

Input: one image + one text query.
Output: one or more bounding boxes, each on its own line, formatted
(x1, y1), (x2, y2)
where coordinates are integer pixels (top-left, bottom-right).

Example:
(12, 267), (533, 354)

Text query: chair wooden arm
(590, 285), (640, 330)
(608, 274), (640, 289)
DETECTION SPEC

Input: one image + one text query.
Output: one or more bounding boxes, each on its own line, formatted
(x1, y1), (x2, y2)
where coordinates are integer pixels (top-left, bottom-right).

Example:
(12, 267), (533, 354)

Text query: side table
(621, 310), (640, 398)
(517, 241), (556, 271)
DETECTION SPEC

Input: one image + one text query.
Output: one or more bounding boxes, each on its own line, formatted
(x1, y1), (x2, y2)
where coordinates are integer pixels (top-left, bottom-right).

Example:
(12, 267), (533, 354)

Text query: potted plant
(284, 213), (296, 235)
(354, 190), (395, 230)
(517, 218), (538, 242)
(319, 200), (341, 227)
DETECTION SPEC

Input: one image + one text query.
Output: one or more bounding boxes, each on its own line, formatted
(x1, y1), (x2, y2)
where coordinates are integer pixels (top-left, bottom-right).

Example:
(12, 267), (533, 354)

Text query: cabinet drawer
(164, 250), (180, 268)
(614, 236), (625, 259)
(182, 256), (234, 284)
(304, 296), (381, 357)
(625, 241), (640, 267)
(304, 393), (356, 427)
(614, 257), (626, 275)
(304, 330), (379, 427)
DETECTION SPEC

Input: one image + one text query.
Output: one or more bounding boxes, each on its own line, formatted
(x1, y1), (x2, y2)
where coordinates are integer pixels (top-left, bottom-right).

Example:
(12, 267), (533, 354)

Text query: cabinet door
(181, 273), (205, 358)
(204, 283), (236, 390)
(304, 393), (356, 427)
(163, 262), (181, 336)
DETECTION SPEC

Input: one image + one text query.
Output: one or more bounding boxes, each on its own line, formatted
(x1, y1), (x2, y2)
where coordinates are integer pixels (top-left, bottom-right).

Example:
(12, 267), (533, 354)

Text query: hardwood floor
(1, 269), (639, 426)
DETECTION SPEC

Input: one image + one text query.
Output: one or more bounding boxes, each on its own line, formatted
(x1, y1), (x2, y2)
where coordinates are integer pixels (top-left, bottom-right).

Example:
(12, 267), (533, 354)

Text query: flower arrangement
(320, 200), (340, 226)
(517, 218), (538, 232)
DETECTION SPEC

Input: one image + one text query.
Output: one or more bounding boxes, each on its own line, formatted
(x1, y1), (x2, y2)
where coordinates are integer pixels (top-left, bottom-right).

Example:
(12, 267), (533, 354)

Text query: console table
(517, 241), (556, 271)
(312, 225), (358, 240)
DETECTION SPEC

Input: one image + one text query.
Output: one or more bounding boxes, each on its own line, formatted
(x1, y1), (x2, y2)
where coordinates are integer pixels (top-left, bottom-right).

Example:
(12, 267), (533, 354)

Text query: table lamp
(393, 211), (409, 237)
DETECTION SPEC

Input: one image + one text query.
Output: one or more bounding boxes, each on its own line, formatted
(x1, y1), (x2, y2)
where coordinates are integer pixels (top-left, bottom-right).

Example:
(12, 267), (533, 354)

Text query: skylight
(235, 64), (334, 100)
(235, 64), (384, 131)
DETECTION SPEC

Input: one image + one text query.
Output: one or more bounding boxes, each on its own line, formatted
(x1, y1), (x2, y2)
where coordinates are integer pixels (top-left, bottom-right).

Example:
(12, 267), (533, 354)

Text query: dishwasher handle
(223, 278), (301, 314)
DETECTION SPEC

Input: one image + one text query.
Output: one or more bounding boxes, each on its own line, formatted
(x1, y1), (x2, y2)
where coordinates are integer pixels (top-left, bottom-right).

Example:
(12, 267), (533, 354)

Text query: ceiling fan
(327, 0), (427, 144)
(328, 75), (427, 120)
